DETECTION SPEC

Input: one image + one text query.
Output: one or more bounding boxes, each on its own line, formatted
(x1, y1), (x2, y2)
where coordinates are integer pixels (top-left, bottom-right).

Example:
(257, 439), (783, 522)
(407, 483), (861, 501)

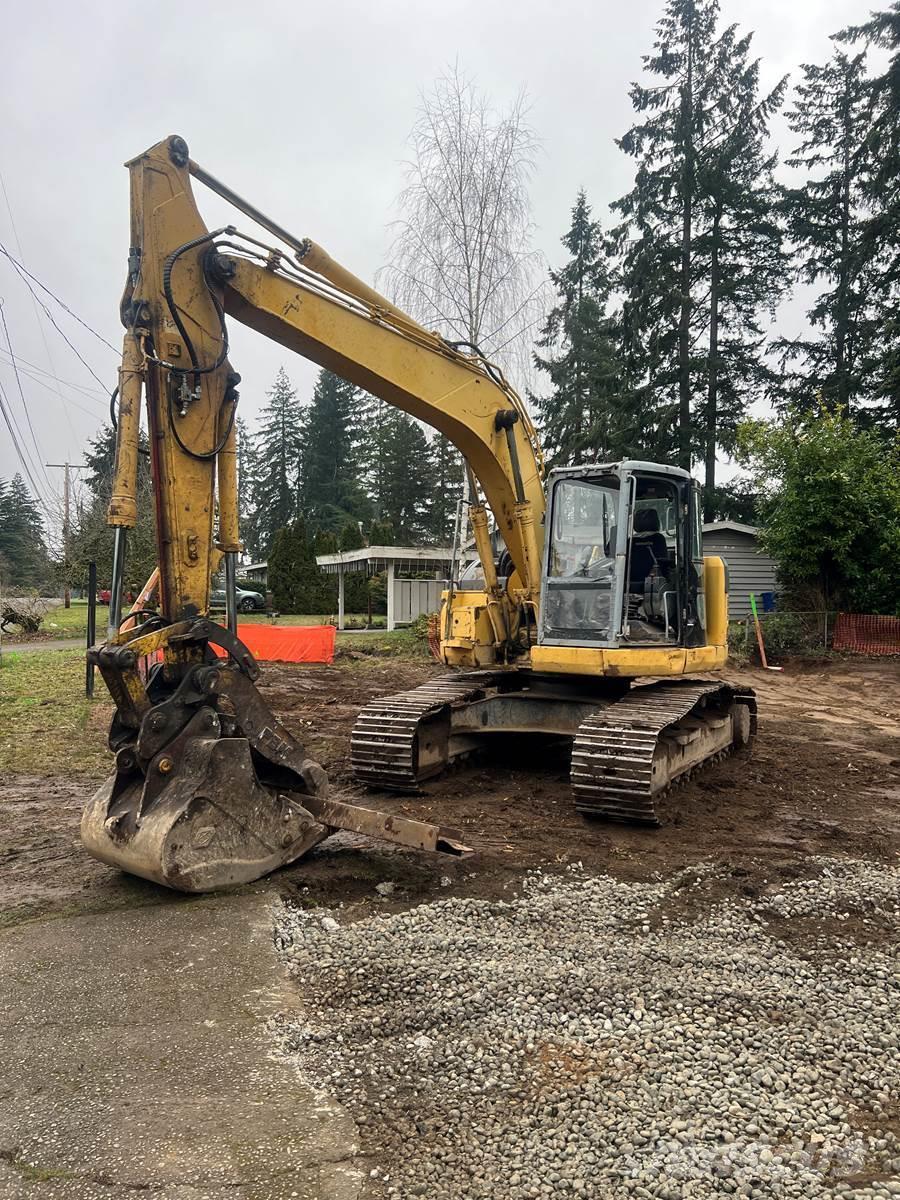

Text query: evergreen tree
(614, 0), (722, 468)
(68, 425), (156, 591)
(0, 473), (50, 589)
(268, 518), (331, 613)
(778, 51), (880, 420)
(235, 415), (260, 555)
(313, 528), (339, 555)
(693, 35), (787, 514)
(837, 7), (900, 430)
(339, 520), (365, 551)
(357, 395), (393, 521)
(357, 397), (433, 544)
(429, 435), (464, 544)
(299, 370), (369, 532)
(613, 1), (786, 479)
(531, 191), (624, 467)
(247, 368), (302, 554)
(379, 413), (434, 542)
(337, 519), (368, 611)
(367, 517), (395, 545)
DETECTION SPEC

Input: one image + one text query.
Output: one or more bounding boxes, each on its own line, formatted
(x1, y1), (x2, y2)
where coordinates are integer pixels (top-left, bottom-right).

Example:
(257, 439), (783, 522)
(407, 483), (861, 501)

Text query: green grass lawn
(238, 612), (386, 629)
(0, 627), (433, 778)
(0, 648), (114, 775)
(4, 603), (391, 643)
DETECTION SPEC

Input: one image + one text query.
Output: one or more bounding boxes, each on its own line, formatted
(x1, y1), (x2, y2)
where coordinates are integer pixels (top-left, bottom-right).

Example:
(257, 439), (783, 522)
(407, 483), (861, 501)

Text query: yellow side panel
(703, 555), (728, 648)
(530, 643), (727, 677)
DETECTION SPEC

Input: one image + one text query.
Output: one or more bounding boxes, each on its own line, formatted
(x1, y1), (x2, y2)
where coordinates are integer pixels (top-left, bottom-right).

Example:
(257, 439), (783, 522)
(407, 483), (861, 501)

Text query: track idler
(83, 626), (469, 892)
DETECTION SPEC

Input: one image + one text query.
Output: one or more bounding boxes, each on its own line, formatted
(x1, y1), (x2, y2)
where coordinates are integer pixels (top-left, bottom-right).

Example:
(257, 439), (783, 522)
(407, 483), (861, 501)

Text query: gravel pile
(271, 859), (900, 1199)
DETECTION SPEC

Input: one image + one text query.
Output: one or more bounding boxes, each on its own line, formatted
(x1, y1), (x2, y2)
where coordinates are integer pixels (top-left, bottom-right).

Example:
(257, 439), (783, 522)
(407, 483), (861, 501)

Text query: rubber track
(351, 671), (498, 790)
(571, 679), (757, 825)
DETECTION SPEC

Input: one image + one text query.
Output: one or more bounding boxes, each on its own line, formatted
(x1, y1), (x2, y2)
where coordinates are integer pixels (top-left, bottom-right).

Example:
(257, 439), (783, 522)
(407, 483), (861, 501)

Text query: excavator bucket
(83, 622), (470, 892)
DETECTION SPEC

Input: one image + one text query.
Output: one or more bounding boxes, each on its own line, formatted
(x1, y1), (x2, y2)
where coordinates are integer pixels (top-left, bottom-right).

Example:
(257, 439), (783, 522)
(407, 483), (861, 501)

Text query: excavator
(82, 135), (756, 892)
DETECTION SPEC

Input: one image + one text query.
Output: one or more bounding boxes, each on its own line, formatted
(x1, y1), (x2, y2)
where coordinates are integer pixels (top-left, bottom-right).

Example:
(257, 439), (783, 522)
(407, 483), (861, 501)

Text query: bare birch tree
(379, 64), (544, 381)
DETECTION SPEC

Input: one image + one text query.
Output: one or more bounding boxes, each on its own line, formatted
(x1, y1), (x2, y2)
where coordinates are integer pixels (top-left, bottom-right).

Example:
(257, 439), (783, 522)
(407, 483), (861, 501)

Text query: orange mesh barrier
(211, 623), (336, 664)
(832, 613), (900, 656)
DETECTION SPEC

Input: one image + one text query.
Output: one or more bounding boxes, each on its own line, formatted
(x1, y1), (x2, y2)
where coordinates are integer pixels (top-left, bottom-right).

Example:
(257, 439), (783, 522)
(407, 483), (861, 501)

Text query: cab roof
(546, 461), (694, 483)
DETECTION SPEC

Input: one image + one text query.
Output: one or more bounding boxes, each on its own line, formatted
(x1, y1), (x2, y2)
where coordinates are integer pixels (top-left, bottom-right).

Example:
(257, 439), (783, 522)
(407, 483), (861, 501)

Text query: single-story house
(316, 545), (454, 631)
(702, 522), (778, 619)
(242, 561), (269, 585)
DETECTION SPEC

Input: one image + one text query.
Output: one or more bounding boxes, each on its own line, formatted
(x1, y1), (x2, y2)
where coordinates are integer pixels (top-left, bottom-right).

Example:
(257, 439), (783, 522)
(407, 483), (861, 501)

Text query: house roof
(316, 545), (454, 574)
(702, 521), (759, 537)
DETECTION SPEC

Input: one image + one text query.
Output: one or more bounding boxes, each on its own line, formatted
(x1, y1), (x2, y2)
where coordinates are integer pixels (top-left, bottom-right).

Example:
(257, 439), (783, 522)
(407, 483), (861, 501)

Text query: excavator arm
(113, 136), (544, 620)
(83, 134), (542, 891)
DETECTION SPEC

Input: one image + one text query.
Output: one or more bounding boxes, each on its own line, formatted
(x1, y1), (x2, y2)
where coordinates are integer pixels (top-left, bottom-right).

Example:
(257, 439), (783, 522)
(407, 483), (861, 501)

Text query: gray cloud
(0, 0), (865, 511)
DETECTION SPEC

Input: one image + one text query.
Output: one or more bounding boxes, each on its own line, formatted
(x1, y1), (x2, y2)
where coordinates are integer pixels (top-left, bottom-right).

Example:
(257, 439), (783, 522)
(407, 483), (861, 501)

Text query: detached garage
(702, 522), (778, 619)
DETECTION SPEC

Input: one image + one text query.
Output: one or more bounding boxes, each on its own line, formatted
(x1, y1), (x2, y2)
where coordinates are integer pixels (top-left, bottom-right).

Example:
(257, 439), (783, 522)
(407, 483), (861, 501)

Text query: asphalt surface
(0, 890), (362, 1199)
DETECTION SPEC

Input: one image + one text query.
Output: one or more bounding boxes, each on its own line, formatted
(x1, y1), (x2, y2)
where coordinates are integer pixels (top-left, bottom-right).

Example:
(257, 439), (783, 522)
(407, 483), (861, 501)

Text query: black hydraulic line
(161, 228), (233, 384)
(495, 410), (526, 504)
(166, 389), (238, 462)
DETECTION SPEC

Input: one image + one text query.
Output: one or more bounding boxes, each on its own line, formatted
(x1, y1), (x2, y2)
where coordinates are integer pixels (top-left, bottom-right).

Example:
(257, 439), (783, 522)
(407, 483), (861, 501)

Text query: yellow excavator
(82, 136), (755, 892)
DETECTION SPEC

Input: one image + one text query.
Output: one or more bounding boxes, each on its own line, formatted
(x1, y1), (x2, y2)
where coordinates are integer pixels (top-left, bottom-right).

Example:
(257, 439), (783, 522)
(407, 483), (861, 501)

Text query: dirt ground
(1, 655), (898, 929)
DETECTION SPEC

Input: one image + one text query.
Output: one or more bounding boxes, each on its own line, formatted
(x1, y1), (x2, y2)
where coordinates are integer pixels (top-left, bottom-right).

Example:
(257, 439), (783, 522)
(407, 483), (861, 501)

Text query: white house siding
(703, 529), (778, 619)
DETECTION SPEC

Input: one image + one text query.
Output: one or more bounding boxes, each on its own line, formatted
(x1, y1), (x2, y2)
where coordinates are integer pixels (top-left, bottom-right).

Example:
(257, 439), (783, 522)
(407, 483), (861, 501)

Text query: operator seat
(629, 509), (668, 586)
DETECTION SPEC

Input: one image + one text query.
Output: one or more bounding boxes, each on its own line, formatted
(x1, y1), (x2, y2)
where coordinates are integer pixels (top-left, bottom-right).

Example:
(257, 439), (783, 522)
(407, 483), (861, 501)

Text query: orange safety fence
(210, 623), (336, 664)
(832, 613), (900, 656)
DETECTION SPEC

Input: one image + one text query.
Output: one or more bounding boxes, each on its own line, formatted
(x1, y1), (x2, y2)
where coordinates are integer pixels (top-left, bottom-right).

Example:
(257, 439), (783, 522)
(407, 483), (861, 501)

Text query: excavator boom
(83, 135), (754, 892)
(82, 135), (497, 890)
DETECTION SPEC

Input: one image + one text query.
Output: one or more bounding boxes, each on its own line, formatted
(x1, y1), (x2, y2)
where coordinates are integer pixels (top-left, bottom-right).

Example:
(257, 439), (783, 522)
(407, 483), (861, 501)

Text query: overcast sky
(0, 0), (869, 520)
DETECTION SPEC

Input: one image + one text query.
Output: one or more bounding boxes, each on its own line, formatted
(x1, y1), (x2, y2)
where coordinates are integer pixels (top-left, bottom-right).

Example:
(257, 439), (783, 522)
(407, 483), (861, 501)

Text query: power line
(0, 345), (108, 405)
(0, 171), (77, 443)
(0, 300), (52, 491)
(0, 242), (118, 354)
(0, 378), (52, 513)
(0, 355), (107, 421)
(0, 346), (107, 398)
(1, 248), (110, 392)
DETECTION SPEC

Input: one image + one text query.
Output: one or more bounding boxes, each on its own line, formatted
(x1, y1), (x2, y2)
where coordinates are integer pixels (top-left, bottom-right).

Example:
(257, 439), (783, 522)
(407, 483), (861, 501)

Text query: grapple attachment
(83, 620), (470, 892)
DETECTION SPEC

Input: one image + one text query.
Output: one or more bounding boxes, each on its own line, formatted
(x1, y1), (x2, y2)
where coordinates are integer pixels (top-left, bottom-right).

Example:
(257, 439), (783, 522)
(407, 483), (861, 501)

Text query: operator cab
(539, 461), (706, 651)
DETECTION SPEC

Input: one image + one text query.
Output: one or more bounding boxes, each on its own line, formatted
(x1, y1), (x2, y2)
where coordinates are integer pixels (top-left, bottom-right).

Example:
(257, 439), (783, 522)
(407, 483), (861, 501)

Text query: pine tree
(356, 397), (434, 543)
(614, 1), (785, 480)
(0, 473), (50, 589)
(68, 425), (156, 591)
(531, 191), (624, 467)
(357, 394), (394, 521)
(235, 415), (259, 555)
(778, 51), (878, 419)
(379, 414), (434, 543)
(247, 368), (303, 554)
(429, 435), (464, 543)
(693, 33), (788, 515)
(837, 7), (900, 431)
(299, 370), (369, 532)
(614, 0), (722, 468)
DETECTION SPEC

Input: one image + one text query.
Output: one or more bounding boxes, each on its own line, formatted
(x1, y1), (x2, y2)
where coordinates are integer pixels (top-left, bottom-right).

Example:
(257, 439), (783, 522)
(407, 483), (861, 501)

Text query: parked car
(209, 586), (266, 613)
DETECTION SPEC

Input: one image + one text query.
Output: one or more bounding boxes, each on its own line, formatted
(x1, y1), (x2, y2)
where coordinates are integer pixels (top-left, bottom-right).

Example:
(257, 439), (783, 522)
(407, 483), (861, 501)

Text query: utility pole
(46, 462), (87, 609)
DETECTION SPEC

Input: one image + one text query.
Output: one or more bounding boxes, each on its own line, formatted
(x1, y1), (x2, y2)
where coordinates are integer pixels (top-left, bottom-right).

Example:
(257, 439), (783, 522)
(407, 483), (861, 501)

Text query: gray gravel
(271, 859), (900, 1199)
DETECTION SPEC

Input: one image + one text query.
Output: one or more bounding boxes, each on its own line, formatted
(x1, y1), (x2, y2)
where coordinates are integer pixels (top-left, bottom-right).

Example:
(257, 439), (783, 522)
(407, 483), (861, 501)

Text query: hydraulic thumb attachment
(82, 619), (471, 892)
